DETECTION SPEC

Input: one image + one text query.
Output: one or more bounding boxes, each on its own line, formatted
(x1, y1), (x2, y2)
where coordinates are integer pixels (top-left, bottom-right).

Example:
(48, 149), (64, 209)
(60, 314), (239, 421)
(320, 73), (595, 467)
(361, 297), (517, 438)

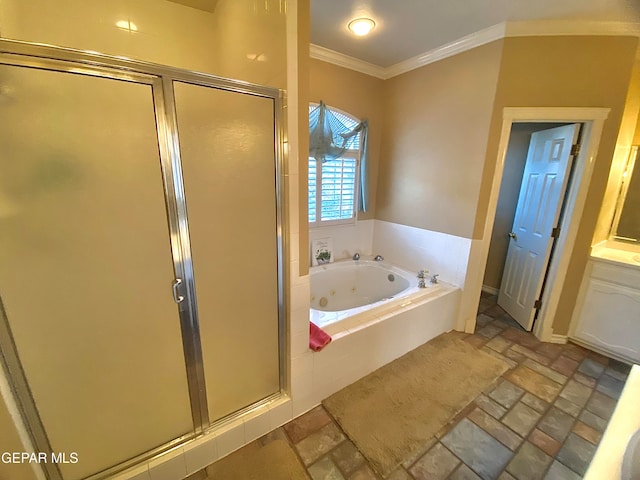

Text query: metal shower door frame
(0, 39), (287, 480)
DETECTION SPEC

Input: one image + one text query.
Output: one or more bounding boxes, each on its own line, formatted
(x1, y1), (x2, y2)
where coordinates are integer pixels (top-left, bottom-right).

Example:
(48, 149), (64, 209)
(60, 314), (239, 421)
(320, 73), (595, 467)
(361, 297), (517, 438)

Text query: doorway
(484, 123), (579, 331)
(462, 107), (610, 341)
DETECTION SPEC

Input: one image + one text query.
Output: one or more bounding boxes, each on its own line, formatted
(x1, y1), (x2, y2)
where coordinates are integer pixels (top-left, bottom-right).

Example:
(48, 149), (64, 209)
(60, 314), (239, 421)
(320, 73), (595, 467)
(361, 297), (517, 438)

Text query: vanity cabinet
(570, 257), (640, 364)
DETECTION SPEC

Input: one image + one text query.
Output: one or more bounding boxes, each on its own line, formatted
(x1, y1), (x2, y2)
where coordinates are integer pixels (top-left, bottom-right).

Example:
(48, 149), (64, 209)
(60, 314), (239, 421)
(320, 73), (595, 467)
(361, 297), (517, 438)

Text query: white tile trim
(310, 20), (640, 79)
(481, 285), (499, 296)
(549, 334), (568, 345)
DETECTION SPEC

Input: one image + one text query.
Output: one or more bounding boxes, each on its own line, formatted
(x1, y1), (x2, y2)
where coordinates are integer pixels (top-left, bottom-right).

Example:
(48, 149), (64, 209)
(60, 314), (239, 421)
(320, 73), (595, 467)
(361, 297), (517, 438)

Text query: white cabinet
(570, 258), (640, 364)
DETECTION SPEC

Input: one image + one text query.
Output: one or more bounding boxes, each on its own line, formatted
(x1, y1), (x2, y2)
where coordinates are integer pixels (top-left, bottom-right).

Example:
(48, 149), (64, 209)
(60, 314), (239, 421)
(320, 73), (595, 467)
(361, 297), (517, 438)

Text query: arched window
(308, 103), (362, 226)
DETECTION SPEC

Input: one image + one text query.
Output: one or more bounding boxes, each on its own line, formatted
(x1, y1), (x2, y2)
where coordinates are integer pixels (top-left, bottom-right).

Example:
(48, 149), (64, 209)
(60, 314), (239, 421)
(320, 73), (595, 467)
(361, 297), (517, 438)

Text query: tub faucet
(374, 255), (384, 261)
(353, 252), (360, 261)
(417, 270), (428, 288)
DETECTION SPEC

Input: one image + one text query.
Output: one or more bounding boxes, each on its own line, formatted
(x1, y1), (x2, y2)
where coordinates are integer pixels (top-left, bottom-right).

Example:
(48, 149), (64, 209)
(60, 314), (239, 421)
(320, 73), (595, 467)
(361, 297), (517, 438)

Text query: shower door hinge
(534, 299), (542, 310)
(571, 143), (580, 156)
(551, 227), (561, 238)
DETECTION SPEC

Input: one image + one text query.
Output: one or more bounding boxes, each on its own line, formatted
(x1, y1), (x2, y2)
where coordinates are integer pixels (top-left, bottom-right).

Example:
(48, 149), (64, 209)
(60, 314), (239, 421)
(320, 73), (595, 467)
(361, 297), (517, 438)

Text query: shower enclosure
(0, 40), (286, 480)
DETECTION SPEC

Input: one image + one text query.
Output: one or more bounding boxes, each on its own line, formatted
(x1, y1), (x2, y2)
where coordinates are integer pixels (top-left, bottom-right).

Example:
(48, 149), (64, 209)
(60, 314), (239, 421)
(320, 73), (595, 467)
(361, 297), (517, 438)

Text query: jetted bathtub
(310, 259), (451, 335)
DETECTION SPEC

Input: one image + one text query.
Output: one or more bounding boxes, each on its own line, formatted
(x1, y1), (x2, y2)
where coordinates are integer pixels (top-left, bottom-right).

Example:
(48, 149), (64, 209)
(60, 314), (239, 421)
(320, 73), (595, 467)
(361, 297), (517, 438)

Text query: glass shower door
(172, 81), (282, 422)
(0, 64), (193, 480)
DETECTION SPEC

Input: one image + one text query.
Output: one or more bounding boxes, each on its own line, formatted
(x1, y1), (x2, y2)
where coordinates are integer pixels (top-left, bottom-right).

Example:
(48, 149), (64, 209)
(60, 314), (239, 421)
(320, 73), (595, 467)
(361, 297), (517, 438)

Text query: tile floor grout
(208, 294), (631, 480)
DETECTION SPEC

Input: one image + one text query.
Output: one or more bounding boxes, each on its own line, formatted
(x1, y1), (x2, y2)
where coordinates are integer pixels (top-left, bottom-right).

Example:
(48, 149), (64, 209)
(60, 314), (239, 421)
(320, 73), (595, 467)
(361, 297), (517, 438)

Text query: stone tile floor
(213, 293), (632, 479)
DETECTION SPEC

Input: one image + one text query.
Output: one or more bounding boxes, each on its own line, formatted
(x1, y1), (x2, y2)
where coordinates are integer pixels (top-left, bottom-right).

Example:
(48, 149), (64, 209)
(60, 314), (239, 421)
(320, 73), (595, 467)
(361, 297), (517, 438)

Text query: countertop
(590, 243), (640, 271)
(585, 365), (640, 479)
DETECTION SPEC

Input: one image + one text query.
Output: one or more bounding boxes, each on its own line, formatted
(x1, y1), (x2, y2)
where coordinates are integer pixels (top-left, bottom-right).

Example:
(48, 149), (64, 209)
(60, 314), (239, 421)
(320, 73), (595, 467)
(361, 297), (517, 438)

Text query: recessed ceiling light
(348, 17), (375, 37)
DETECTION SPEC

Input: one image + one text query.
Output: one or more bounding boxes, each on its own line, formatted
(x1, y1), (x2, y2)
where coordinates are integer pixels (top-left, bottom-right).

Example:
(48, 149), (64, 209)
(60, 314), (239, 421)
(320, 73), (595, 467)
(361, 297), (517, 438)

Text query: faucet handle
(430, 273), (439, 284)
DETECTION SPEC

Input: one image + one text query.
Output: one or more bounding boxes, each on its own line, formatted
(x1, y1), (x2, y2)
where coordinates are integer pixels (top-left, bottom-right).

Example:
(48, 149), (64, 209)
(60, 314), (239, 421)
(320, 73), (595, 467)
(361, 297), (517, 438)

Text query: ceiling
(310, 0), (640, 68)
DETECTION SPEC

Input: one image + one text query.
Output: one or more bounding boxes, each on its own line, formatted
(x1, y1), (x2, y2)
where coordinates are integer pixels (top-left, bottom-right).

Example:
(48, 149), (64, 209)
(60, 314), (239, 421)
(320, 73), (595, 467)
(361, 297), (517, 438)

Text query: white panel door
(498, 124), (580, 330)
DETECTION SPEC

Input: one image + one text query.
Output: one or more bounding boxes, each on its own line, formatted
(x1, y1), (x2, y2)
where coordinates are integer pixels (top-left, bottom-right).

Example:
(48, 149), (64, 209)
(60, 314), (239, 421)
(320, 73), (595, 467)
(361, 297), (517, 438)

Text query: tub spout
(374, 255), (384, 261)
(353, 252), (360, 261)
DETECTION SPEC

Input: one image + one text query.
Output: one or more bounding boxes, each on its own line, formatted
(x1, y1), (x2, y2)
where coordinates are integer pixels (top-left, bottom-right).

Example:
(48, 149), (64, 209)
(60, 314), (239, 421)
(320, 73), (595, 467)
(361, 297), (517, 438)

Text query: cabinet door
(573, 278), (640, 363)
(173, 82), (281, 422)
(0, 65), (193, 480)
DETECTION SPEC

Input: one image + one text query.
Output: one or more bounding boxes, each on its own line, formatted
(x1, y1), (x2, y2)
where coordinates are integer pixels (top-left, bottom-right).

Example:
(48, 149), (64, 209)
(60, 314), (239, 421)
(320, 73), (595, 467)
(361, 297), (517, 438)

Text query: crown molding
(309, 44), (387, 79)
(505, 20), (640, 38)
(310, 20), (640, 80)
(384, 23), (506, 79)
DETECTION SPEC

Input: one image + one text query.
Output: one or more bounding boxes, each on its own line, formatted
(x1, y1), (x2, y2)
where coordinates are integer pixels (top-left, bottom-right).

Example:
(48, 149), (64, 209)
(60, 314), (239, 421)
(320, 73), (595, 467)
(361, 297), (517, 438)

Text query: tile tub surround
(305, 285), (461, 406)
(204, 293), (632, 480)
(308, 220), (472, 287)
(309, 220), (375, 263)
(372, 220), (472, 288)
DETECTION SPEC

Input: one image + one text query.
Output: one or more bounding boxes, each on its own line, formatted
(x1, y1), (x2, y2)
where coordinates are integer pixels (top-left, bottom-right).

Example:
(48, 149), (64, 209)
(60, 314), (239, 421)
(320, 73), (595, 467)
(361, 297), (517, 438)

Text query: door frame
(463, 107), (610, 342)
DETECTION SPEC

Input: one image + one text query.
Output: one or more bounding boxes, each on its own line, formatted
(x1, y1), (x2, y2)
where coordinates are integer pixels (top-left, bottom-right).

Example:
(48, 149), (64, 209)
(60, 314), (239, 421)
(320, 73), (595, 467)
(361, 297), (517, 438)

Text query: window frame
(308, 103), (362, 228)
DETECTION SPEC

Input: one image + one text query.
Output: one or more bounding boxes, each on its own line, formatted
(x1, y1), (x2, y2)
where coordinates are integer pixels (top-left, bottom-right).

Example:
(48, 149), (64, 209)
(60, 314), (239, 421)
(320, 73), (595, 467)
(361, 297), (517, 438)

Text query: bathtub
(310, 259), (454, 336)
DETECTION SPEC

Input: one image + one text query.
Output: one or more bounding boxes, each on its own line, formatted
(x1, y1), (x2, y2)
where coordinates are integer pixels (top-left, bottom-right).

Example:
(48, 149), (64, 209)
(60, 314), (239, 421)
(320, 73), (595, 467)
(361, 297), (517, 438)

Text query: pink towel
(309, 322), (332, 351)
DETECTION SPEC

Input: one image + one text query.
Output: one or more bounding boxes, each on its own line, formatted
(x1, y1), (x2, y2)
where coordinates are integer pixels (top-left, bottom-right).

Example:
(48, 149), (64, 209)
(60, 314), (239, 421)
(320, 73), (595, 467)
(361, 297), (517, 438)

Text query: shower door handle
(172, 278), (185, 304)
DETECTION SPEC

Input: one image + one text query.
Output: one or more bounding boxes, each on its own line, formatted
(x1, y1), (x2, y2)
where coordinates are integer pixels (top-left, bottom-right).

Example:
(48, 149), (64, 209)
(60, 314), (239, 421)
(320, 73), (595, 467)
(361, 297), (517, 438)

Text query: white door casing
(498, 124), (581, 330)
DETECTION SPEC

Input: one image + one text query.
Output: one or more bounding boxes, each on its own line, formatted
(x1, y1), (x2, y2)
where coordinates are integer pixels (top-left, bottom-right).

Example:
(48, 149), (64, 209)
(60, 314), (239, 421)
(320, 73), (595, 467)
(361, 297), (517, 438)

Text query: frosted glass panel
(0, 65), (193, 480)
(173, 82), (280, 421)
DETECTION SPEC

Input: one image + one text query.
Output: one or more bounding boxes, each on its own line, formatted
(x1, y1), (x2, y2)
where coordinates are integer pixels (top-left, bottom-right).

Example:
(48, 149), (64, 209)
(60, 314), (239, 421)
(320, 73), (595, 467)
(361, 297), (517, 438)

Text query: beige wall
(360, 34), (637, 333)
(376, 41), (504, 238)
(309, 59), (385, 221)
(296, 0), (310, 277)
(593, 57), (640, 245)
(212, 0), (287, 88)
(634, 57), (640, 145)
(0, 0), (286, 89)
(483, 123), (564, 291)
(480, 36), (639, 335)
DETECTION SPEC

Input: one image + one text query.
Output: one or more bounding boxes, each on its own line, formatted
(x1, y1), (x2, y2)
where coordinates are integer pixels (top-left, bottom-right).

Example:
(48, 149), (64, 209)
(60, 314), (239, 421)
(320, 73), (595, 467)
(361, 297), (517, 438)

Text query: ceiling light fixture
(348, 17), (375, 37)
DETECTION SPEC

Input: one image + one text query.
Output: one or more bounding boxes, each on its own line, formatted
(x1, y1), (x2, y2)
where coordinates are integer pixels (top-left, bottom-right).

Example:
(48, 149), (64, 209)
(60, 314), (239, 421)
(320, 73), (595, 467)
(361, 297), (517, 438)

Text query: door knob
(508, 232), (518, 241)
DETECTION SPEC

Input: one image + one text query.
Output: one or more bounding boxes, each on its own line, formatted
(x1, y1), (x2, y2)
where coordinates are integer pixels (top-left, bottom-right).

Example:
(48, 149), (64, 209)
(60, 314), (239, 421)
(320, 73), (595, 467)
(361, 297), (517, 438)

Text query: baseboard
(185, 470), (207, 480)
(482, 285), (499, 295)
(549, 334), (568, 344)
